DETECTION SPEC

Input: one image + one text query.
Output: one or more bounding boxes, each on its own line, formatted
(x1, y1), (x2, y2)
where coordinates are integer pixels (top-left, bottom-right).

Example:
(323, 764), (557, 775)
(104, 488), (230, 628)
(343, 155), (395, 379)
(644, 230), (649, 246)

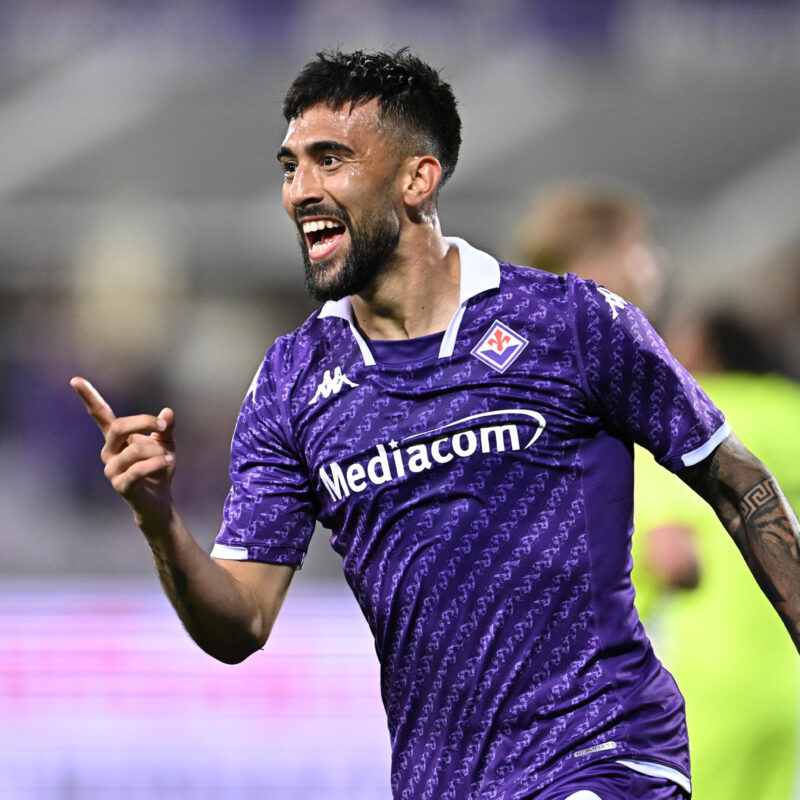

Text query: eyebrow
(276, 140), (356, 162)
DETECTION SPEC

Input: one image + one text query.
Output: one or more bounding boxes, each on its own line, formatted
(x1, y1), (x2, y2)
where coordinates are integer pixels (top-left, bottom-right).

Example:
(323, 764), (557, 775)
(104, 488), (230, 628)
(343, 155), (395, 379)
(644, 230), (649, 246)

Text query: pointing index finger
(70, 376), (116, 434)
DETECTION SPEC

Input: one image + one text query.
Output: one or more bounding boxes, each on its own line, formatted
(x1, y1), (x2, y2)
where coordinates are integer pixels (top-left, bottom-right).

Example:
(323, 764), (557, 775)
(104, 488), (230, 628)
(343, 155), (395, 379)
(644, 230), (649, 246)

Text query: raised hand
(70, 377), (176, 527)
(70, 376), (294, 664)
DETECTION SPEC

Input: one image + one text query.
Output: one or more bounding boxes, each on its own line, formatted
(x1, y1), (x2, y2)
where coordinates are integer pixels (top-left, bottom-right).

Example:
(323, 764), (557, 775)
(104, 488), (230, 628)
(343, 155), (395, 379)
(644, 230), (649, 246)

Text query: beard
(297, 199), (401, 303)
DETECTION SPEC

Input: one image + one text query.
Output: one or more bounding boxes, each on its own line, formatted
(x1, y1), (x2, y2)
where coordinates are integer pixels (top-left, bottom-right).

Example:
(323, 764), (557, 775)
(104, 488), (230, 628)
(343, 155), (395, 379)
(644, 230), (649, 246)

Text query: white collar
(317, 237), (500, 365)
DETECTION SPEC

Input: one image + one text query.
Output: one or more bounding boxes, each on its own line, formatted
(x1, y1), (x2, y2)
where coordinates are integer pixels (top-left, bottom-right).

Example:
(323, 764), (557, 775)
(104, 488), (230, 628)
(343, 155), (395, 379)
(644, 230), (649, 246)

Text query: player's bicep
(215, 558), (296, 645)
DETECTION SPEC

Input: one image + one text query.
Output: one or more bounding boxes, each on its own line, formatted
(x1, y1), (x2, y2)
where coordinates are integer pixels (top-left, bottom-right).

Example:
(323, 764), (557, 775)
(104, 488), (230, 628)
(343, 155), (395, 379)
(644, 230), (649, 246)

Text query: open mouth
(301, 218), (347, 260)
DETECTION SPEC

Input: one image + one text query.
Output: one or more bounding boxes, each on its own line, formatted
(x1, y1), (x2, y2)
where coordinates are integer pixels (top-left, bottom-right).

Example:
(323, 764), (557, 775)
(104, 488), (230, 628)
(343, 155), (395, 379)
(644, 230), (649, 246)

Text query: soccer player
(71, 49), (800, 800)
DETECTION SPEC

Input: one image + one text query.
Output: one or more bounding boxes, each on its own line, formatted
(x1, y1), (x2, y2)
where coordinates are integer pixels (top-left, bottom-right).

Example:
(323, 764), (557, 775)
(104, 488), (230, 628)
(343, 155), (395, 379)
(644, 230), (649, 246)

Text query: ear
(400, 156), (442, 210)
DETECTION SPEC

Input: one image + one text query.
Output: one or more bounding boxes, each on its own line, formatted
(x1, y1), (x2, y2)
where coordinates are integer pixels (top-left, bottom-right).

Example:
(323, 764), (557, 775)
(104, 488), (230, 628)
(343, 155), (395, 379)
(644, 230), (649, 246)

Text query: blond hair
(517, 185), (648, 275)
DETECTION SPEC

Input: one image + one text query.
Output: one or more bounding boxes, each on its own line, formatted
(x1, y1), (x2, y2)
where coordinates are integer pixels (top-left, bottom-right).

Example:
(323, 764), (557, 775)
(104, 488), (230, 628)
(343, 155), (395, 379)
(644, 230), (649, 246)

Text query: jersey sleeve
(570, 275), (731, 473)
(212, 344), (316, 566)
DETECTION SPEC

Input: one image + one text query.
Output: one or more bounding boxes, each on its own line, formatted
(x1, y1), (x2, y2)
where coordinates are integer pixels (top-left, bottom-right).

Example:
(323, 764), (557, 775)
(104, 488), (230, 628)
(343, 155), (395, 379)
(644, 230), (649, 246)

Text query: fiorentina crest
(471, 320), (529, 373)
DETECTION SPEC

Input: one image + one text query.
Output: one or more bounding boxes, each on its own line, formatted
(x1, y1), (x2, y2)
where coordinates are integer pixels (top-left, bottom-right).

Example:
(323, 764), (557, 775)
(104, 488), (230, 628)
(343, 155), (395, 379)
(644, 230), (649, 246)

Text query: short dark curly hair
(282, 48), (462, 188)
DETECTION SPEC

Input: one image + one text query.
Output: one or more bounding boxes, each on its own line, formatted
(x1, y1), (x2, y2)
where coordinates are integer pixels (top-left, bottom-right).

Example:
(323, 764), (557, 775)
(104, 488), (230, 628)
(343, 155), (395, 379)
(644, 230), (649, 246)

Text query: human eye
(321, 154), (341, 168)
(280, 160), (297, 180)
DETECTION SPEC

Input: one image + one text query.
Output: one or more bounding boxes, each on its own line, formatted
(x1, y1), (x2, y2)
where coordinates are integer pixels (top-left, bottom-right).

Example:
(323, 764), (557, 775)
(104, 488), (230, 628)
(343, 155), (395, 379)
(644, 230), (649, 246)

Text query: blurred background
(1, 0), (800, 797)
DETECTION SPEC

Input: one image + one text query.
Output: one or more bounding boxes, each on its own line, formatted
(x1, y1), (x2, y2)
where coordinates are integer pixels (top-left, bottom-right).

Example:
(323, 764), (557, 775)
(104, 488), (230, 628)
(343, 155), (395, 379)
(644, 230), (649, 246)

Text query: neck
(349, 222), (461, 340)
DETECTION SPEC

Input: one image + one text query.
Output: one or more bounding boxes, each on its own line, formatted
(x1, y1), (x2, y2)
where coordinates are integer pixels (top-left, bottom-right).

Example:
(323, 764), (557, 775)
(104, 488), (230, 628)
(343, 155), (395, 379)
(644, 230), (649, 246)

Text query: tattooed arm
(678, 431), (800, 651)
(71, 377), (294, 664)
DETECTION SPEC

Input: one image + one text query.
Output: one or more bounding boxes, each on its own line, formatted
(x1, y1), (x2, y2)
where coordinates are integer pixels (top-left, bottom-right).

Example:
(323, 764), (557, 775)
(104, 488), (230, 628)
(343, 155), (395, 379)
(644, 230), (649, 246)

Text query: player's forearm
(682, 434), (800, 652)
(724, 472), (800, 651)
(138, 506), (267, 664)
(70, 380), (271, 662)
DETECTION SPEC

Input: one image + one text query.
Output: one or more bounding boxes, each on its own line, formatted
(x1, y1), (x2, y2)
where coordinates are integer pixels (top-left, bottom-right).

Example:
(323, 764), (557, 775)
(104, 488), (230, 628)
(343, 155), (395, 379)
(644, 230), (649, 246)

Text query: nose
(287, 162), (323, 208)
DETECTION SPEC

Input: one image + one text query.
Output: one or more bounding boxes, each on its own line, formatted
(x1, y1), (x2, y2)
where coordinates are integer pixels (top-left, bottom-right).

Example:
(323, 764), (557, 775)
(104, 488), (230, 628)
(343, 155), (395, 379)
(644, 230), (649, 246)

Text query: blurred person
(520, 186), (800, 798)
(746, 239), (800, 383)
(515, 183), (666, 319)
(632, 310), (800, 800)
(71, 49), (800, 800)
(67, 215), (178, 506)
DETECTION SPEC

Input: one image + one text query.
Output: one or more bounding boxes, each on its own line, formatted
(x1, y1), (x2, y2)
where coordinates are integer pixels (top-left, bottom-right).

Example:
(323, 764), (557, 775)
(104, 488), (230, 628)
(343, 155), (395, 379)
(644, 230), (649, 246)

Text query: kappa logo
(471, 320), (529, 373)
(597, 286), (627, 320)
(309, 367), (359, 405)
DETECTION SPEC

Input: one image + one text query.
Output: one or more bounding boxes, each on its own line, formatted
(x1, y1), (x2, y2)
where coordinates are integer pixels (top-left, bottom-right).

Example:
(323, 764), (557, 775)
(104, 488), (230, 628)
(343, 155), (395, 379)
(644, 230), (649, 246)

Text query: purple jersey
(213, 238), (728, 799)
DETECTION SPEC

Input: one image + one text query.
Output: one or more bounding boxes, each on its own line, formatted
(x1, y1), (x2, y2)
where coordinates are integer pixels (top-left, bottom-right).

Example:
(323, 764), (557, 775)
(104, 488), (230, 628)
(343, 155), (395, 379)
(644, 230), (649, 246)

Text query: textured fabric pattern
(216, 243), (725, 799)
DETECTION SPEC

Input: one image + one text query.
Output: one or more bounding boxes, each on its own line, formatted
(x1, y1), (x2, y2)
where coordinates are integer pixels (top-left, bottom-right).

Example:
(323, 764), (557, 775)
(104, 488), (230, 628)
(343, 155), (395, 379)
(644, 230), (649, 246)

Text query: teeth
(302, 219), (342, 234)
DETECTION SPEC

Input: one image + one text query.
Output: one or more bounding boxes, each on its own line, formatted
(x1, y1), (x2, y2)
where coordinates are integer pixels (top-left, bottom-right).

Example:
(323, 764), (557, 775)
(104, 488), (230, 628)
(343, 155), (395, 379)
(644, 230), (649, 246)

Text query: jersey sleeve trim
(679, 419), (732, 467)
(210, 543), (249, 560)
(211, 541), (306, 567)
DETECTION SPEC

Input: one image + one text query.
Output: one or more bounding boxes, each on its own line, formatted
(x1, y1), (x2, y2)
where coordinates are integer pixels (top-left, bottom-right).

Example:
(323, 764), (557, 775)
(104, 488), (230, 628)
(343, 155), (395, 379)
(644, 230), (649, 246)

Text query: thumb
(152, 407), (175, 445)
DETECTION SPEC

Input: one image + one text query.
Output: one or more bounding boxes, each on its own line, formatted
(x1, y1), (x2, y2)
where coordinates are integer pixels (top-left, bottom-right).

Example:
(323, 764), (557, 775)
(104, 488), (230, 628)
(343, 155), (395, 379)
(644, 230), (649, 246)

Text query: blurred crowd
(0, 216), (317, 570)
